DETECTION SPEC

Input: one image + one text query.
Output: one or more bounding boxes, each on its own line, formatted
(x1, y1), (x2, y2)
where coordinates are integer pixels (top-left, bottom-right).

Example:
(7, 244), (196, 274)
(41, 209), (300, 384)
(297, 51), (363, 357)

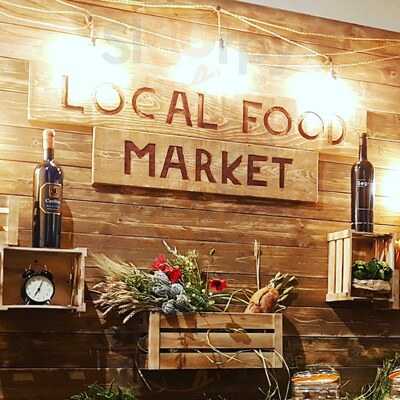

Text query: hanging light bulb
(46, 28), (129, 106)
(172, 4), (248, 96)
(287, 62), (357, 121)
(218, 37), (227, 65)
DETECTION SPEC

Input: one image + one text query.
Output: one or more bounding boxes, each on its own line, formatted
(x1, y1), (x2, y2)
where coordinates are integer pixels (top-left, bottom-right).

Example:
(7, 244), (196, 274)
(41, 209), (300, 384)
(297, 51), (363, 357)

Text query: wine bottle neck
(42, 129), (55, 161)
(359, 134), (367, 160)
(44, 148), (54, 161)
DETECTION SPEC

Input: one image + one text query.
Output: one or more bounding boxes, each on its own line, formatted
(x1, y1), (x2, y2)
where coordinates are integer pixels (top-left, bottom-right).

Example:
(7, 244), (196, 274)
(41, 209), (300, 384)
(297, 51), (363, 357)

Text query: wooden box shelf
(0, 196), (19, 246)
(143, 312), (283, 370)
(326, 229), (399, 309)
(0, 246), (87, 312)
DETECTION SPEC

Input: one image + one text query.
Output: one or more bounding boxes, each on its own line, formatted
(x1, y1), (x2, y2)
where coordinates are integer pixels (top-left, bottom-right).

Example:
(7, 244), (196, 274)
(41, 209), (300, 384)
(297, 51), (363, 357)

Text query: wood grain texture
(145, 312), (283, 369)
(28, 61), (366, 154)
(92, 127), (319, 201)
(0, 0), (400, 397)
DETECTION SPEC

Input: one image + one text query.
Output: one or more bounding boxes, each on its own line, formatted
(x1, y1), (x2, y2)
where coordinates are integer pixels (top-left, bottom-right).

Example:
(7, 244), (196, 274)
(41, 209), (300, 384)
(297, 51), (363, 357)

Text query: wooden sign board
(28, 61), (366, 154)
(92, 127), (318, 202)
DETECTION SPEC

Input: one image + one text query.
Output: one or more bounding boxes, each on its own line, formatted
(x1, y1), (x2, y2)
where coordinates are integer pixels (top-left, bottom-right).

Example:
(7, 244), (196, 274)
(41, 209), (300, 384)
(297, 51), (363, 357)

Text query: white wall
(239, 0), (400, 33)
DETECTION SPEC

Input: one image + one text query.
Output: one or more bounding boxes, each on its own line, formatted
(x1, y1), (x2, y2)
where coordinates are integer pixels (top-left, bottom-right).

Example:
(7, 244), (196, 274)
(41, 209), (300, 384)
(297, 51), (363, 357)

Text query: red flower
(152, 255), (182, 283)
(167, 267), (182, 283)
(209, 278), (227, 292)
(151, 254), (170, 272)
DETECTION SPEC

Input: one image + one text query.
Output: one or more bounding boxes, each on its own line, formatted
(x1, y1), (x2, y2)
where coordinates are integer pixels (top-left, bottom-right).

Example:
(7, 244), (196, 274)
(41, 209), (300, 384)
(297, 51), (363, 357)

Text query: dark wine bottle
(351, 132), (374, 232)
(32, 129), (63, 248)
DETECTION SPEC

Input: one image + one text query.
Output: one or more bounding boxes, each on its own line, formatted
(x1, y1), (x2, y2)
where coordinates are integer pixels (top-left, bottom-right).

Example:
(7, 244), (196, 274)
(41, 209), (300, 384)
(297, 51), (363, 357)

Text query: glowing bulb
(288, 70), (358, 120)
(172, 40), (249, 96)
(381, 168), (400, 213)
(46, 37), (129, 104)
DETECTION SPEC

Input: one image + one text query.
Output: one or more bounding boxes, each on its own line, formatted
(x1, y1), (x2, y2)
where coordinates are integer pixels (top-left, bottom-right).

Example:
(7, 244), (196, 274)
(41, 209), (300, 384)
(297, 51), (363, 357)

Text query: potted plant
(352, 258), (393, 296)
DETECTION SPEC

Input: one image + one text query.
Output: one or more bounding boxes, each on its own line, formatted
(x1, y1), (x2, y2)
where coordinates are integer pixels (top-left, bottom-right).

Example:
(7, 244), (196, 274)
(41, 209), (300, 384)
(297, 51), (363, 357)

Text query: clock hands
(34, 281), (44, 296)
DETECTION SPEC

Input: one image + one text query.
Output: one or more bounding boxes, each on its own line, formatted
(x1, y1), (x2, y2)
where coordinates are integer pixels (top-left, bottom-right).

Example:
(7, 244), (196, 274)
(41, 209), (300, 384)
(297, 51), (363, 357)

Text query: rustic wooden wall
(1, 0), (400, 398)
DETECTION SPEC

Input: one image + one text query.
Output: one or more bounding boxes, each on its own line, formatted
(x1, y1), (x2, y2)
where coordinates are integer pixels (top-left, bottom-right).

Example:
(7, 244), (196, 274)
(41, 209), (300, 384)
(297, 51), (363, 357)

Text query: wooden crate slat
(159, 312), (275, 330)
(343, 238), (352, 296)
(273, 313), (283, 366)
(392, 270), (400, 310)
(335, 239), (344, 294)
(353, 232), (393, 239)
(0, 232), (7, 247)
(328, 229), (351, 241)
(327, 240), (336, 295)
(6, 196), (19, 246)
(147, 312), (160, 369)
(160, 332), (275, 349)
(154, 352), (279, 370)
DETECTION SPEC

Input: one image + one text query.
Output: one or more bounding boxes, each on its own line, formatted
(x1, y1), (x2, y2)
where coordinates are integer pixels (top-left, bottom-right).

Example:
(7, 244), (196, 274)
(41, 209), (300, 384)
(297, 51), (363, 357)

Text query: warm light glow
(46, 37), (129, 103)
(172, 41), (249, 96)
(288, 70), (358, 120)
(381, 168), (400, 213)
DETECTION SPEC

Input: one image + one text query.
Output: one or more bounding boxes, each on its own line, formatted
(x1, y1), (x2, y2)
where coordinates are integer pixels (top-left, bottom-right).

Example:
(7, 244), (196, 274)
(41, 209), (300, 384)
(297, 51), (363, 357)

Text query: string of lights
(95, 0), (400, 43)
(0, 0), (399, 70)
(249, 42), (400, 58)
(0, 0), (91, 31)
(221, 7), (329, 61)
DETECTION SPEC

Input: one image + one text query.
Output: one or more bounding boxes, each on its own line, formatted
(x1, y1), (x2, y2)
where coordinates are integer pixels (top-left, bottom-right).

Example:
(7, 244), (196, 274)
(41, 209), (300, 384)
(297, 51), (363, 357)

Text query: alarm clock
(21, 266), (55, 305)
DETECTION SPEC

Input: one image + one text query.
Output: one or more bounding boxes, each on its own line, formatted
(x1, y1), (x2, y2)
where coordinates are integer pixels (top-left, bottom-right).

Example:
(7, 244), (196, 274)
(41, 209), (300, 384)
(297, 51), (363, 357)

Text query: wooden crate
(0, 246), (86, 312)
(0, 196), (19, 246)
(326, 229), (399, 308)
(144, 312), (283, 370)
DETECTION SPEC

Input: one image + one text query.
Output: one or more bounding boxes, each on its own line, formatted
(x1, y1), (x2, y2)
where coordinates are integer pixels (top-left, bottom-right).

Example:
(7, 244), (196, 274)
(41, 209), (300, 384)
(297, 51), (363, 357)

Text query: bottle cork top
(43, 129), (55, 149)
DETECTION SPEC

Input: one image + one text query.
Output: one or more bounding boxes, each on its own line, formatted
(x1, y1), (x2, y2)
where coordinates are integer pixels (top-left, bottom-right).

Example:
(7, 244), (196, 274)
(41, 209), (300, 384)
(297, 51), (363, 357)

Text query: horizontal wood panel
(1, 0), (400, 395)
(0, 57), (27, 93)
(285, 336), (400, 367)
(29, 60), (365, 154)
(0, 368), (134, 400)
(5, 0), (400, 90)
(0, 158), (400, 229)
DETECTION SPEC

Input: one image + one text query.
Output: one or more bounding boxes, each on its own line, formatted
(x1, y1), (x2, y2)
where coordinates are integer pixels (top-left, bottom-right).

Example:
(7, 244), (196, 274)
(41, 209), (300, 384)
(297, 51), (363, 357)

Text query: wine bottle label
(356, 179), (370, 188)
(39, 183), (62, 215)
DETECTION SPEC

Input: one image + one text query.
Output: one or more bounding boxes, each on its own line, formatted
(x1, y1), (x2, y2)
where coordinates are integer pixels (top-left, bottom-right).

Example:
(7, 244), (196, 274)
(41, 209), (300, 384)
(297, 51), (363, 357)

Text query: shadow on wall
(0, 291), (136, 399)
(136, 368), (291, 400)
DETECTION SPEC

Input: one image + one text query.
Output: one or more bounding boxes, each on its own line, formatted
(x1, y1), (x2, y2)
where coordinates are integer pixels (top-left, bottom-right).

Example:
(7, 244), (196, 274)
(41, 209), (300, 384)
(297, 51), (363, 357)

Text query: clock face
(24, 275), (55, 304)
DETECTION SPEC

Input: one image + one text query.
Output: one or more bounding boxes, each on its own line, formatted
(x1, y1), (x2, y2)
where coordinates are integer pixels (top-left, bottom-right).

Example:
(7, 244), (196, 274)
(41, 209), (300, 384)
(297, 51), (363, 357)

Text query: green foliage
(352, 259), (392, 281)
(70, 384), (136, 400)
(345, 354), (400, 400)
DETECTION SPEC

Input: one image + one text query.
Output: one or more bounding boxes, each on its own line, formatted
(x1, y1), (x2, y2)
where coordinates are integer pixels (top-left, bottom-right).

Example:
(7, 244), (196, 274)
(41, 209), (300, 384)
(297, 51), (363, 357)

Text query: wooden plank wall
(1, 0), (400, 398)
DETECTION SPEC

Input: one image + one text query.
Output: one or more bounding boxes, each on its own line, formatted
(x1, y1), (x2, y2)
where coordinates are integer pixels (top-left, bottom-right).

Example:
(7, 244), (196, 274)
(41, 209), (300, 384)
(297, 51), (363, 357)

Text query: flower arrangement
(93, 242), (247, 323)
